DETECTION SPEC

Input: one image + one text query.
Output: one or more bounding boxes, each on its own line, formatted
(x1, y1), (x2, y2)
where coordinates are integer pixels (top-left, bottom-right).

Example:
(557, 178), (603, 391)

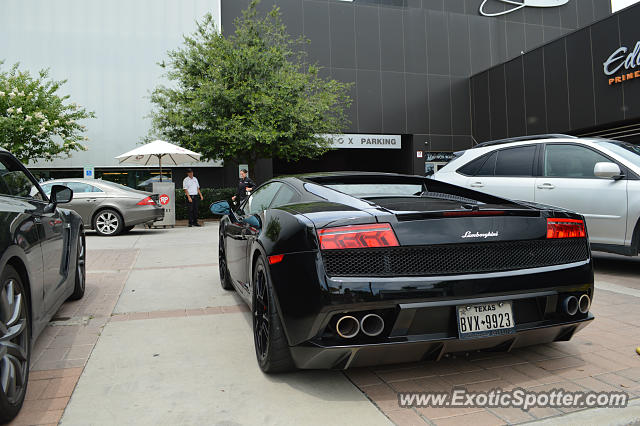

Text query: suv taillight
(317, 223), (399, 250)
(547, 218), (586, 239)
(137, 196), (156, 206)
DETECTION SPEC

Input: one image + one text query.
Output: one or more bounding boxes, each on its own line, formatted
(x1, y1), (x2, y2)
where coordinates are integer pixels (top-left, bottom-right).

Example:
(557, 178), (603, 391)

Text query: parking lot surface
(10, 223), (640, 425)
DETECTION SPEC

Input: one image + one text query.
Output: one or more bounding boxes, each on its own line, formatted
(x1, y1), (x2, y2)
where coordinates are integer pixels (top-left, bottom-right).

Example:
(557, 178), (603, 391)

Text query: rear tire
(0, 265), (31, 423)
(218, 236), (234, 291)
(93, 209), (124, 236)
(253, 256), (294, 373)
(69, 229), (86, 301)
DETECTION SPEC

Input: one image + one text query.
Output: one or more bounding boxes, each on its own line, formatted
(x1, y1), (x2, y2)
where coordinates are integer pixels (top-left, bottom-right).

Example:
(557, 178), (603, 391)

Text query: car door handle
(86, 199), (98, 202)
(470, 182), (484, 188)
(536, 183), (555, 189)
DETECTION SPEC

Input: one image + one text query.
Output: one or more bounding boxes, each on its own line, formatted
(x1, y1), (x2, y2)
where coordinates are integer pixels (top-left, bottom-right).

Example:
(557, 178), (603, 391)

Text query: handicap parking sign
(83, 166), (95, 179)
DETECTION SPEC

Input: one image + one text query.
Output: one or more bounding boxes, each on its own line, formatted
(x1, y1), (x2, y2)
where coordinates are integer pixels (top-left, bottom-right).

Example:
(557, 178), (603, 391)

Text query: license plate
(456, 301), (515, 339)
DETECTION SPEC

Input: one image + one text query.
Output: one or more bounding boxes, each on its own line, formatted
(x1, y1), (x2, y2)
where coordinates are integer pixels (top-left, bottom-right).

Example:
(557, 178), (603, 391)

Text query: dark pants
(187, 195), (200, 225)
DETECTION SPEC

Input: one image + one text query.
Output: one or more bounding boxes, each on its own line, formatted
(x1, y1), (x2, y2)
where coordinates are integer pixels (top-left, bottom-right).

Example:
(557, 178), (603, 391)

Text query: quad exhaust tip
(562, 296), (578, 316)
(360, 314), (385, 337)
(336, 316), (360, 339)
(578, 294), (591, 314)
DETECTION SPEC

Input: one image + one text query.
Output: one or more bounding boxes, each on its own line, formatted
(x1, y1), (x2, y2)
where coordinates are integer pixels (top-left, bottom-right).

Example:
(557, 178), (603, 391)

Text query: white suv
(434, 135), (640, 256)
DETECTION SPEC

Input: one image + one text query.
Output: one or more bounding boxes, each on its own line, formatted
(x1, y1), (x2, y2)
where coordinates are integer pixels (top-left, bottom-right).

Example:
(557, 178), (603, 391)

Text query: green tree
(0, 62), (95, 163)
(149, 0), (352, 172)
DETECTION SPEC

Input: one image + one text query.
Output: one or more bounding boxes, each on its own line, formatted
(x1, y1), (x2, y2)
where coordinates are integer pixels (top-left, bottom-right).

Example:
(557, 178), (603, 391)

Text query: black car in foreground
(212, 172), (594, 373)
(0, 149), (85, 422)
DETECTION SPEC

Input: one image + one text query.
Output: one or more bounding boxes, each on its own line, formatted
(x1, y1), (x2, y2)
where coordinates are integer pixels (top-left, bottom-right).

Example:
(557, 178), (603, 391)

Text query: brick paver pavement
(345, 286), (640, 425)
(10, 249), (140, 425)
(12, 242), (252, 426)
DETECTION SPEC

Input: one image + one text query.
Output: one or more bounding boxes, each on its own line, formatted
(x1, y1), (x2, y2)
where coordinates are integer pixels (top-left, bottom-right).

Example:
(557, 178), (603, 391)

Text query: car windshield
(595, 140), (640, 168)
(323, 183), (423, 197)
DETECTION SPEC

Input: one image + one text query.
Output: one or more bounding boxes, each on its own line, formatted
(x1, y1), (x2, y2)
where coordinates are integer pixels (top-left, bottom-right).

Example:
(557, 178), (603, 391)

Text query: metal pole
(159, 154), (163, 182)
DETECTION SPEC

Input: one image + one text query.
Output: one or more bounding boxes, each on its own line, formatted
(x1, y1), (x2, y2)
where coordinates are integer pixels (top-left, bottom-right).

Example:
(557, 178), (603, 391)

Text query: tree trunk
(247, 159), (256, 179)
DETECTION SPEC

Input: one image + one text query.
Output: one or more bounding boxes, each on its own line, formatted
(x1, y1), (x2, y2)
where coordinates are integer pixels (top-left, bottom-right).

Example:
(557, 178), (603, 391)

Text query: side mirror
(594, 162), (622, 179)
(44, 185), (73, 213)
(210, 200), (231, 215)
(50, 185), (73, 204)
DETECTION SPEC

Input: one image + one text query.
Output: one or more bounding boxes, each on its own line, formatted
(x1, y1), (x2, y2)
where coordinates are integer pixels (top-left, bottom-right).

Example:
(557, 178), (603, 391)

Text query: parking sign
(83, 166), (95, 179)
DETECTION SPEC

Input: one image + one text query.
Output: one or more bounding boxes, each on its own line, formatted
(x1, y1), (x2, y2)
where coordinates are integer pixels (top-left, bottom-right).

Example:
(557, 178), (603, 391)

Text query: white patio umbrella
(115, 140), (202, 182)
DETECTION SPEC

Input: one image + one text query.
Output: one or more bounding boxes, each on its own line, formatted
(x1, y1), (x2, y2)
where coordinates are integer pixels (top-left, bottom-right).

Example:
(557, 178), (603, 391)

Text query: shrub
(0, 62), (95, 163)
(174, 187), (235, 220)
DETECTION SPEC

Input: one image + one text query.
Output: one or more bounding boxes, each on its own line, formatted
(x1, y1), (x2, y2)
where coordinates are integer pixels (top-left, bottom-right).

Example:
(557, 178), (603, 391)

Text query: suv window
(457, 154), (488, 176)
(270, 184), (298, 208)
(545, 144), (611, 178)
(494, 146), (536, 177)
(476, 152), (497, 176)
(246, 182), (283, 215)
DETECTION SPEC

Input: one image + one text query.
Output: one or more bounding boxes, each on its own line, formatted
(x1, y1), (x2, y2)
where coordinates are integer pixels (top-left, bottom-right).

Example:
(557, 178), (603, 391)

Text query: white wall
(0, 0), (221, 168)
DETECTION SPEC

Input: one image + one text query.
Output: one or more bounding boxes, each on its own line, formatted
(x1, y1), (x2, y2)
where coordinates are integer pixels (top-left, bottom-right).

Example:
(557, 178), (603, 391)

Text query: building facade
(222, 0), (611, 178)
(471, 2), (640, 145)
(0, 0), (227, 187)
(1, 1), (623, 186)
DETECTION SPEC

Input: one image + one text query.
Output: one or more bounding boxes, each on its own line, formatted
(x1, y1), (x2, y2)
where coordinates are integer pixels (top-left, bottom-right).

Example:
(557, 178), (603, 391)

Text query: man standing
(232, 168), (255, 205)
(183, 168), (203, 227)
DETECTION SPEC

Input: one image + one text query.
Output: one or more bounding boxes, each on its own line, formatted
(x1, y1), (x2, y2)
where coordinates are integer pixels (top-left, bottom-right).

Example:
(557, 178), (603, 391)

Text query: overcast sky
(611, 0), (640, 12)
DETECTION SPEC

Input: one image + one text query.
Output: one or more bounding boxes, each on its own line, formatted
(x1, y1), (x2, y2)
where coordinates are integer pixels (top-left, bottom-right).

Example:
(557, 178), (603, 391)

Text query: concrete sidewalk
(60, 224), (391, 426)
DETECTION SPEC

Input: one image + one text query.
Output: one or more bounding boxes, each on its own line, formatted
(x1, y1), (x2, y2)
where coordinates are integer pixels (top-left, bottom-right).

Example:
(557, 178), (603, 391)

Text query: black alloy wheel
(252, 257), (294, 373)
(219, 236), (233, 290)
(253, 265), (269, 363)
(0, 266), (30, 423)
(69, 229), (86, 300)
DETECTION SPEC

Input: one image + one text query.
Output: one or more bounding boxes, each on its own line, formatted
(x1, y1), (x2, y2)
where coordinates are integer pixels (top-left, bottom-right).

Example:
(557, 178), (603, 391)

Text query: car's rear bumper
(290, 314), (593, 369)
(270, 250), (594, 344)
(268, 252), (594, 369)
(123, 206), (164, 226)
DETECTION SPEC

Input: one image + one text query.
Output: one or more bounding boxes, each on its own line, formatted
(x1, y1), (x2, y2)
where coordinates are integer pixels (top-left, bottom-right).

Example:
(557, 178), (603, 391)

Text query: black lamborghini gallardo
(211, 172), (594, 373)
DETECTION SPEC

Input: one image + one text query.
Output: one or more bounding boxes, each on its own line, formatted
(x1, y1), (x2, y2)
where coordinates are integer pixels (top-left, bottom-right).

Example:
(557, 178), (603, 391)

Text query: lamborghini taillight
(317, 223), (399, 250)
(546, 218), (586, 239)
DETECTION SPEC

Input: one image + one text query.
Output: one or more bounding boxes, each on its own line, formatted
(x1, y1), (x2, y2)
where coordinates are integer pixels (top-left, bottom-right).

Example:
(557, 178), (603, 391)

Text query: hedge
(174, 187), (236, 220)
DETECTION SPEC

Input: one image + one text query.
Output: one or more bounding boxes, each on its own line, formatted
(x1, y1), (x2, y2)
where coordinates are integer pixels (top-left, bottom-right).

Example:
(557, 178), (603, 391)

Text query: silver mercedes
(40, 178), (164, 236)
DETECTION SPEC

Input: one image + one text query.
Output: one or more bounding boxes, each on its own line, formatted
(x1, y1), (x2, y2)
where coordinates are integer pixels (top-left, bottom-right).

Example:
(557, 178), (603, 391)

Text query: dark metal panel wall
(222, 0), (604, 154)
(470, 3), (640, 144)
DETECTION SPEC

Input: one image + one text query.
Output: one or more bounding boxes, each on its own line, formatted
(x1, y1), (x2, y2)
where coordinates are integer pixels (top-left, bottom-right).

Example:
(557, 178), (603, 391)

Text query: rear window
(97, 180), (133, 191)
(324, 183), (423, 197)
(457, 154), (487, 176)
(476, 152), (497, 176)
(494, 146), (536, 176)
